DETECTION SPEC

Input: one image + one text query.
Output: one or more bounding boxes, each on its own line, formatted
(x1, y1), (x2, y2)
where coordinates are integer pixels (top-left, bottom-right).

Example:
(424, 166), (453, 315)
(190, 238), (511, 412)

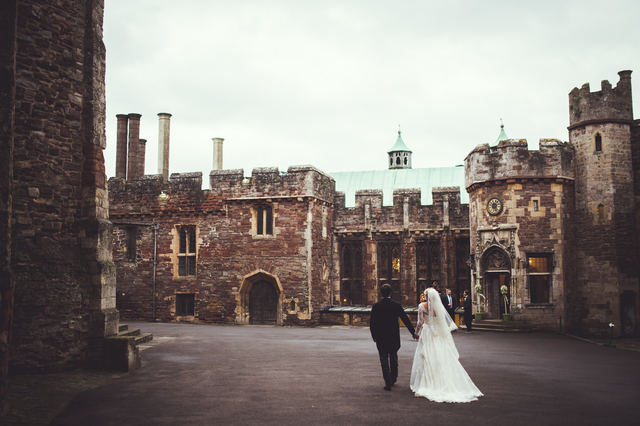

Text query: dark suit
(463, 294), (473, 331)
(370, 297), (416, 388)
(445, 293), (456, 320)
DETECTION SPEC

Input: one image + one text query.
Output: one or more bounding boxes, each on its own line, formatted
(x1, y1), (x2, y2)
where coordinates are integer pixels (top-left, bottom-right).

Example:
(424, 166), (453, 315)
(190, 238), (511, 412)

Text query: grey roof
(329, 166), (468, 208)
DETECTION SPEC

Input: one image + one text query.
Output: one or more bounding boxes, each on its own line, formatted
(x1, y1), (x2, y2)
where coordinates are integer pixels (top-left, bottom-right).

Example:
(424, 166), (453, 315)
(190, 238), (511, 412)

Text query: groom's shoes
(384, 386), (392, 391)
(392, 378), (397, 386)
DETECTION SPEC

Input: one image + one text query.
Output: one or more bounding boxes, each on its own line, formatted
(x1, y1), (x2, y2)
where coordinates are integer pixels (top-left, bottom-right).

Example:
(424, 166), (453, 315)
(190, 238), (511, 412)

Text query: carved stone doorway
(249, 280), (278, 325)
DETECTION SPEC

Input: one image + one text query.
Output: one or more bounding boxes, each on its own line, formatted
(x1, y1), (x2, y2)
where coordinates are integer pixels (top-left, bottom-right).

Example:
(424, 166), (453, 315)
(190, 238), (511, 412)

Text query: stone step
(117, 327), (140, 337)
(118, 324), (129, 333)
(461, 319), (536, 333)
(135, 333), (153, 345)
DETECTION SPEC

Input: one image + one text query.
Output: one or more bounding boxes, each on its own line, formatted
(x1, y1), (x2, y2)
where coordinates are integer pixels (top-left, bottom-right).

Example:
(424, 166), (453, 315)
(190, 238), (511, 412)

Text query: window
(176, 293), (195, 316)
(340, 242), (363, 305)
(533, 200), (539, 212)
(528, 254), (551, 303)
(416, 240), (440, 302)
(598, 203), (604, 221)
(256, 205), (273, 235)
(595, 133), (602, 152)
(455, 240), (470, 305)
(378, 242), (401, 302)
(178, 226), (197, 277)
(126, 226), (137, 262)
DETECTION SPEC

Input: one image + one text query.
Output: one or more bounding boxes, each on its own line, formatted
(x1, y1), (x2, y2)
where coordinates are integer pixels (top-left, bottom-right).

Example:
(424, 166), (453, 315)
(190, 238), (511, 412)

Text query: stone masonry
(109, 166), (334, 326)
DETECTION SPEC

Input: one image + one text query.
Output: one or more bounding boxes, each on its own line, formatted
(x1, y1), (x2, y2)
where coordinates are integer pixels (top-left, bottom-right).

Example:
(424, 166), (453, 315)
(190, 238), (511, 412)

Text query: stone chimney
(212, 137), (224, 171)
(138, 138), (147, 177)
(158, 113), (172, 182)
(115, 114), (129, 179)
(126, 113), (142, 181)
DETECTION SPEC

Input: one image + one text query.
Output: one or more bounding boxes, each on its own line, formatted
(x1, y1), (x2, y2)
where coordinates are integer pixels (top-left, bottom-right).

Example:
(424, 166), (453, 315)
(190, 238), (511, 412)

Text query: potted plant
(474, 283), (485, 320)
(501, 284), (510, 321)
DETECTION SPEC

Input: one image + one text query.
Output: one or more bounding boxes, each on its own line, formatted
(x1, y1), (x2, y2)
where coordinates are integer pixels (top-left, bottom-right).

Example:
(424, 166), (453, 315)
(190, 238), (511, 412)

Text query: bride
(410, 287), (483, 402)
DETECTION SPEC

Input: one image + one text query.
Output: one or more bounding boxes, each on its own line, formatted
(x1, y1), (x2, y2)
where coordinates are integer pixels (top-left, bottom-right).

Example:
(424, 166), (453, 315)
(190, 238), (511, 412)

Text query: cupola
(387, 130), (412, 170)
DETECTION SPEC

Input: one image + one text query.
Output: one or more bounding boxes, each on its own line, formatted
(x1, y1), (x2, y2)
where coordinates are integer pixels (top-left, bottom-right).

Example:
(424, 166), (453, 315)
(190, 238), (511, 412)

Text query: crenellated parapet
(569, 70), (633, 128)
(209, 165), (335, 203)
(465, 138), (574, 191)
(334, 186), (467, 233)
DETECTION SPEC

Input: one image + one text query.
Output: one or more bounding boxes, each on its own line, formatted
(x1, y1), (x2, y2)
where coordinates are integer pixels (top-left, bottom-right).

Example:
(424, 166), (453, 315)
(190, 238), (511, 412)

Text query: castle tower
(568, 70), (639, 337)
(387, 130), (412, 169)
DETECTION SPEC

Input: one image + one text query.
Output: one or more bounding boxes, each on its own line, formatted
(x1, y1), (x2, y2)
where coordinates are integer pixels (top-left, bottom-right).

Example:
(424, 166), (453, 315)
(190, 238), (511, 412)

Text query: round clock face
(486, 197), (503, 215)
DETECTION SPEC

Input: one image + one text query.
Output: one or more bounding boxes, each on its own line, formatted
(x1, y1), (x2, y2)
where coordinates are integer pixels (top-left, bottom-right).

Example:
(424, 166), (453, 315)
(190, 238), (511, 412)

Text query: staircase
(117, 323), (153, 345)
(462, 318), (536, 332)
(103, 324), (153, 371)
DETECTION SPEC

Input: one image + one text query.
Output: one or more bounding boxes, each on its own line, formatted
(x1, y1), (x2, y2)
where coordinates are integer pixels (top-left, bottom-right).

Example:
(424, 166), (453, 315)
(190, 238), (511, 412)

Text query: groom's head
(381, 284), (392, 298)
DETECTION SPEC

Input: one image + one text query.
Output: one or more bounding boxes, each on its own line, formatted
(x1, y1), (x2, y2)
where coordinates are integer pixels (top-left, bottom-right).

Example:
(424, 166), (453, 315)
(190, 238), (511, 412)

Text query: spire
(495, 119), (508, 144)
(387, 130), (412, 154)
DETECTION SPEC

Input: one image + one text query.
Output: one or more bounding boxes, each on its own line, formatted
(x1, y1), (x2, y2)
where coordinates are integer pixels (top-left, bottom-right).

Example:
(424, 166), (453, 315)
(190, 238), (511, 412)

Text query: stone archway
(480, 247), (511, 319)
(236, 270), (284, 325)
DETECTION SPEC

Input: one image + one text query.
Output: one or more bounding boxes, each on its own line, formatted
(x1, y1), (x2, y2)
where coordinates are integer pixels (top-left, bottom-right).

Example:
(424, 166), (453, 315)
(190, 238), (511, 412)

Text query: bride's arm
(416, 305), (424, 335)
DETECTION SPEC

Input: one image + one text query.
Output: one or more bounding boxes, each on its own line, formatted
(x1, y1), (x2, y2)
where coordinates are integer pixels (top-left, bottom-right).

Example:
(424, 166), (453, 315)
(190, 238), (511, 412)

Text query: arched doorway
(249, 280), (278, 325)
(481, 247), (512, 319)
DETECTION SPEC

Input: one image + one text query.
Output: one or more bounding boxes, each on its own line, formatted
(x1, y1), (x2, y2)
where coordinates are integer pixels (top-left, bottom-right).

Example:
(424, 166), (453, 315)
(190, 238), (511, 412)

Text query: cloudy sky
(102, 0), (640, 186)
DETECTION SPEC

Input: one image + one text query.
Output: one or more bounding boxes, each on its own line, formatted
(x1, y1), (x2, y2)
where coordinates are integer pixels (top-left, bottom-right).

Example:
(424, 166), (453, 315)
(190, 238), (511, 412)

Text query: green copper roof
(495, 124), (508, 144)
(329, 166), (467, 208)
(387, 131), (412, 153)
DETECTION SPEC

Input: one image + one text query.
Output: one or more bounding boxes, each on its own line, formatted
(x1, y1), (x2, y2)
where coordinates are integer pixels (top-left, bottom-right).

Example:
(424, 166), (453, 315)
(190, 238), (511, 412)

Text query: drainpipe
(153, 222), (158, 321)
(330, 230), (334, 306)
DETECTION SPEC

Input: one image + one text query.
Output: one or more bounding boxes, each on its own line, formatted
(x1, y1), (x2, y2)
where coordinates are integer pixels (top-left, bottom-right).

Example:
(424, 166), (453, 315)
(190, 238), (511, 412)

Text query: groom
(370, 284), (418, 391)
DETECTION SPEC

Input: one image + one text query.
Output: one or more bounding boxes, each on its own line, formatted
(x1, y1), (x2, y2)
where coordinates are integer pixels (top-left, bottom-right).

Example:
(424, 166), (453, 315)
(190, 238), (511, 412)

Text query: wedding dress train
(410, 288), (483, 403)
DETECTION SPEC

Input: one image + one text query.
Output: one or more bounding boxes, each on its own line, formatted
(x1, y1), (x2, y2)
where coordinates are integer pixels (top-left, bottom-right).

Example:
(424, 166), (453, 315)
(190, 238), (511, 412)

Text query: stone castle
(0, 0), (639, 413)
(109, 71), (638, 340)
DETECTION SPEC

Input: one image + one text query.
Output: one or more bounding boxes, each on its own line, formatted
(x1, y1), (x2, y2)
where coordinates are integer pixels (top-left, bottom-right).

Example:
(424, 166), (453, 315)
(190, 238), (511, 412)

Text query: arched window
(595, 133), (602, 152)
(404, 157), (408, 165)
(396, 156), (401, 165)
(598, 204), (604, 221)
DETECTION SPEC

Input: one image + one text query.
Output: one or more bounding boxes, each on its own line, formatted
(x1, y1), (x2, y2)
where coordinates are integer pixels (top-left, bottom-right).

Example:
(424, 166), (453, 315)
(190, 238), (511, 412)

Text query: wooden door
(249, 280), (278, 325)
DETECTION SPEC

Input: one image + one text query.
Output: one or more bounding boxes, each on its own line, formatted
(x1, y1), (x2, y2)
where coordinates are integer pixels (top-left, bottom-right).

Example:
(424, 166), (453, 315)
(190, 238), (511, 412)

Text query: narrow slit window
(595, 133), (602, 152)
(256, 206), (273, 236)
(533, 200), (539, 212)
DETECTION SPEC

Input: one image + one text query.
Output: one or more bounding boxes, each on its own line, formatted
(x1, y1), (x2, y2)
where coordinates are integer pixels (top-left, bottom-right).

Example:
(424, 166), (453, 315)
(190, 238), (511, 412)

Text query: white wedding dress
(410, 288), (483, 403)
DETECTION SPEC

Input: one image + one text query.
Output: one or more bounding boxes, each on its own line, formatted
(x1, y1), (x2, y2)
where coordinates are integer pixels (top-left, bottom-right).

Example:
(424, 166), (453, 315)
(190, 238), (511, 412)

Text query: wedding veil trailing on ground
(410, 288), (483, 403)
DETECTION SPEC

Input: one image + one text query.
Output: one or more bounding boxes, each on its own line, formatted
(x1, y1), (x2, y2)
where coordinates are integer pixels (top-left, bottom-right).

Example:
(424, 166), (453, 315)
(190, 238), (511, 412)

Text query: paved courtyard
(9, 322), (640, 425)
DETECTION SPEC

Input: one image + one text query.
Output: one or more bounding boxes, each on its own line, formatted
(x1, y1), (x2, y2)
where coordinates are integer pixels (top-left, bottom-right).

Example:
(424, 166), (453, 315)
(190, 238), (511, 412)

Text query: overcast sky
(102, 0), (640, 187)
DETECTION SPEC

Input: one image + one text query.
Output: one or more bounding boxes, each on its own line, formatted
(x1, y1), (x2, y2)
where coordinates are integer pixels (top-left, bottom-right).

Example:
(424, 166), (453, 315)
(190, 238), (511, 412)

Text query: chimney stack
(127, 113), (142, 181)
(115, 114), (129, 178)
(212, 137), (224, 171)
(138, 138), (147, 177)
(158, 113), (172, 182)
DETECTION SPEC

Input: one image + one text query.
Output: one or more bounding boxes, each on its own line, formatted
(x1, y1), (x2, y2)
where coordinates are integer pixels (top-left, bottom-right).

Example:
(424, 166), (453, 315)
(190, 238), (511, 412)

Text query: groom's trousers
(378, 351), (398, 386)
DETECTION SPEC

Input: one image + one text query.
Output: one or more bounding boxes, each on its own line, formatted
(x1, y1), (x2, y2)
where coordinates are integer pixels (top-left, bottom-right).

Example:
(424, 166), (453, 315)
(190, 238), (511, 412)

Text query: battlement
(334, 186), (467, 232)
(110, 165), (336, 205)
(209, 165), (335, 202)
(465, 138), (574, 189)
(569, 70), (633, 126)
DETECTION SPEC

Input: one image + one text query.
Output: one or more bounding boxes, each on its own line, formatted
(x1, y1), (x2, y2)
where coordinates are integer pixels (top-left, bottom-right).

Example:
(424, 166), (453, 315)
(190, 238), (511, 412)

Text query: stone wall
(11, 0), (116, 372)
(109, 166), (335, 326)
(568, 72), (639, 336)
(0, 0), (17, 411)
(332, 186), (470, 314)
(1, 0), (116, 392)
